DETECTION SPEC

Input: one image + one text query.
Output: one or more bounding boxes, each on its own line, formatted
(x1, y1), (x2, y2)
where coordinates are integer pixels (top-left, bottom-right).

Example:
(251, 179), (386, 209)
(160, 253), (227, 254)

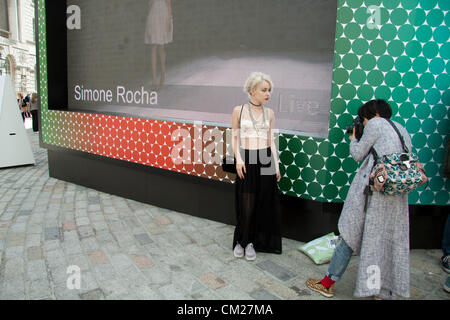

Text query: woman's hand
(276, 169), (281, 182)
(236, 162), (246, 180)
(349, 127), (356, 141)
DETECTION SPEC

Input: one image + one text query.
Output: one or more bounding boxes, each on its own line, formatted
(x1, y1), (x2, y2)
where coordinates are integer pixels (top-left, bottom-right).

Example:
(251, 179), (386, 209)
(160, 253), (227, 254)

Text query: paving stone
(46, 257), (67, 273)
(92, 221), (108, 231)
(93, 264), (118, 282)
(54, 283), (82, 300)
(64, 242), (83, 256)
(131, 254), (154, 270)
(103, 207), (116, 215)
(63, 230), (79, 243)
(120, 266), (148, 289)
(256, 277), (299, 299)
(133, 285), (162, 299)
(198, 272), (227, 290)
(250, 289), (281, 300)
(75, 217), (90, 227)
(88, 250), (109, 265)
(19, 210), (32, 216)
(5, 246), (24, 259)
(27, 224), (43, 235)
(155, 216), (173, 226)
(145, 223), (165, 235)
(44, 227), (61, 241)
(159, 283), (187, 300)
(4, 257), (25, 278)
(215, 284), (253, 300)
(6, 232), (26, 247)
(289, 285), (312, 297)
(169, 264), (183, 272)
(102, 242), (121, 255)
(141, 266), (172, 285)
(43, 241), (63, 255)
(109, 253), (134, 271)
(78, 225), (95, 239)
(88, 197), (100, 205)
(27, 246), (44, 260)
(9, 222), (27, 233)
(134, 233), (153, 246)
(66, 254), (91, 271)
(99, 279), (128, 298)
(62, 221), (77, 231)
(88, 204), (101, 212)
(48, 266), (68, 286)
(0, 228), (8, 240)
(79, 271), (100, 293)
(96, 232), (116, 246)
(80, 288), (105, 300)
(4, 276), (25, 296)
(29, 279), (52, 300)
(256, 260), (297, 282)
(80, 237), (101, 251)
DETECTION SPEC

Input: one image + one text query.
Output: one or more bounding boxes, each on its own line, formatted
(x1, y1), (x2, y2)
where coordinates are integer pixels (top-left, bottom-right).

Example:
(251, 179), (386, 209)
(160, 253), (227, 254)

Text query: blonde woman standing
(231, 72), (282, 261)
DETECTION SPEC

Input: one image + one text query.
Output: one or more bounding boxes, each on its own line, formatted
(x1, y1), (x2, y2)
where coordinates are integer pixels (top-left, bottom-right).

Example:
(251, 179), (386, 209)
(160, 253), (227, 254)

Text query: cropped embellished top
(240, 105), (270, 140)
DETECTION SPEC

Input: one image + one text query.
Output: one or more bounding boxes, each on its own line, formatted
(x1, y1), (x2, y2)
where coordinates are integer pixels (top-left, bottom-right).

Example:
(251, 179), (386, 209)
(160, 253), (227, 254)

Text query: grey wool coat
(338, 117), (412, 299)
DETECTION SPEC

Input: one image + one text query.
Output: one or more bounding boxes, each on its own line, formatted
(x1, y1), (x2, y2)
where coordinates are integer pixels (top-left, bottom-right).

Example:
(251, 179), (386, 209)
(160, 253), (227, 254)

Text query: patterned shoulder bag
(369, 120), (428, 196)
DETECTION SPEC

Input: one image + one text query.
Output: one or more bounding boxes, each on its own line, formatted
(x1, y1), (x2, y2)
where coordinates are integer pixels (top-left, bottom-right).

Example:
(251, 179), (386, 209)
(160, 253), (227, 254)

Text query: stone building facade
(0, 0), (37, 95)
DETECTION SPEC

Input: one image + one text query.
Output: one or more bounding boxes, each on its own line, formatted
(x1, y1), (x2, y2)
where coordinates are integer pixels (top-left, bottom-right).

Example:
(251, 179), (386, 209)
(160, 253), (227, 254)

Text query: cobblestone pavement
(0, 129), (448, 300)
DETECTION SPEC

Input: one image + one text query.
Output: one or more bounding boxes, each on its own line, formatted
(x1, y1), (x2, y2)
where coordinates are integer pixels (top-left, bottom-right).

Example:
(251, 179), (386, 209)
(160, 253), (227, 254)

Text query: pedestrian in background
(30, 93), (39, 132)
(23, 93), (31, 118)
(17, 93), (25, 120)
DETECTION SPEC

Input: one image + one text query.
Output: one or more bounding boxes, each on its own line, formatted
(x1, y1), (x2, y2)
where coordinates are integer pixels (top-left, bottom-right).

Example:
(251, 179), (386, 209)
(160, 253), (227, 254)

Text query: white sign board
(0, 75), (35, 168)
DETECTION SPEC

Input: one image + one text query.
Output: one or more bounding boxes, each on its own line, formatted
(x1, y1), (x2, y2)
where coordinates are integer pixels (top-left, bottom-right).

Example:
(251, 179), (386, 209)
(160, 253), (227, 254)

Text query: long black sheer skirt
(233, 147), (282, 254)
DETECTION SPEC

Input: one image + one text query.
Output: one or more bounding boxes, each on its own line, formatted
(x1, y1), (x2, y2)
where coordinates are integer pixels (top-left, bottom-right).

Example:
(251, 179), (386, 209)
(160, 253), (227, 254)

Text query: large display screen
(67, 0), (338, 138)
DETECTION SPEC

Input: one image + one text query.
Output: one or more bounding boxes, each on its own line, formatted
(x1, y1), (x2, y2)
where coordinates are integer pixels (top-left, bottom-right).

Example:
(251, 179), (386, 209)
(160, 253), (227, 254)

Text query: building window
(0, 0), (9, 32)
(5, 57), (11, 75)
(32, 17), (35, 41)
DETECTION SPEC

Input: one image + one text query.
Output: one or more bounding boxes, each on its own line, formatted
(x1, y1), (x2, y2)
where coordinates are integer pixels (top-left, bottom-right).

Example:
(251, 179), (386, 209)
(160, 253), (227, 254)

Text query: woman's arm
(232, 106), (246, 179)
(268, 108), (281, 181)
(349, 119), (380, 162)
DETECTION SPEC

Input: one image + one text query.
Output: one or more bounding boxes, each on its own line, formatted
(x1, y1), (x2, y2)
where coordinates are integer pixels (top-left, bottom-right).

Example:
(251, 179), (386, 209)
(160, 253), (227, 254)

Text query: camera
(346, 116), (364, 141)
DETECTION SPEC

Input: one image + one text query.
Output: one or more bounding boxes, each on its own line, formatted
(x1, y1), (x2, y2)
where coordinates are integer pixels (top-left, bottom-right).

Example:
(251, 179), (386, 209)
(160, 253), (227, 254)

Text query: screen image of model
(67, 0), (338, 138)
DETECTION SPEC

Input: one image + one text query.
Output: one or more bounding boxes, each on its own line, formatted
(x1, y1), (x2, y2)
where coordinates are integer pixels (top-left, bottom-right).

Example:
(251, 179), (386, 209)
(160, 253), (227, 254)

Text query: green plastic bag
(298, 233), (339, 265)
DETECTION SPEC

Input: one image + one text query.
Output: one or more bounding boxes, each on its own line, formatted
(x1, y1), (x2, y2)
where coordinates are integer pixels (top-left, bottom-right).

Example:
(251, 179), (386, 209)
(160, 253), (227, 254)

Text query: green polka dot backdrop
(37, 0), (449, 205)
(278, 0), (449, 206)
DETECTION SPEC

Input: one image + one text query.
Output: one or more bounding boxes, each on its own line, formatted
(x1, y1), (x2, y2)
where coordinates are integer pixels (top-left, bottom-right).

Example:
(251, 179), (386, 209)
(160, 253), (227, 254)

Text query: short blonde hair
(244, 72), (273, 96)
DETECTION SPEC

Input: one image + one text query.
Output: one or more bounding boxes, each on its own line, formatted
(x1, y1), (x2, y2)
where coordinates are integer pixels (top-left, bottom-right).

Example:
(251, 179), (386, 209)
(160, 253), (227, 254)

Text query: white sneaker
(233, 243), (244, 258)
(245, 243), (256, 261)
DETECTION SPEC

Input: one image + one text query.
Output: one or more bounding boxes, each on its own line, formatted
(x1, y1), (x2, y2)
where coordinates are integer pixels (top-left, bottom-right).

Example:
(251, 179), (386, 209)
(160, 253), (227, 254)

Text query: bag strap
(369, 119), (408, 162)
(239, 105), (243, 128)
(386, 119), (409, 153)
(370, 147), (378, 161)
(234, 105), (243, 154)
(238, 105), (243, 143)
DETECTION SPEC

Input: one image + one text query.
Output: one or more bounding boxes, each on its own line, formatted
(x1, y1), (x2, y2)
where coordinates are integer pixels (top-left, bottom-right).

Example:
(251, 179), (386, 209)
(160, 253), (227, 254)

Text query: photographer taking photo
(306, 99), (412, 300)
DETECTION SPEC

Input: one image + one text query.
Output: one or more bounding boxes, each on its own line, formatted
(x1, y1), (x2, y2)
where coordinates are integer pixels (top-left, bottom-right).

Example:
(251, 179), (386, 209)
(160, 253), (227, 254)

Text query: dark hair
(357, 100), (378, 120)
(374, 99), (392, 119)
(358, 99), (392, 120)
